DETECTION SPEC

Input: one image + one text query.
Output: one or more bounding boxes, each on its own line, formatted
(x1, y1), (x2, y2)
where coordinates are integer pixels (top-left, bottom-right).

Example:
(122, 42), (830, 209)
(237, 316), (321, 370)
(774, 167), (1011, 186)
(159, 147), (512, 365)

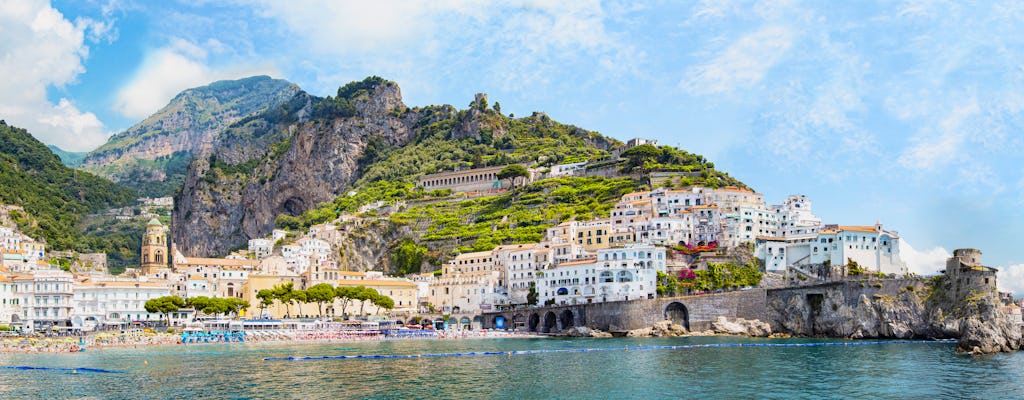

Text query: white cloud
(997, 264), (1024, 297)
(113, 38), (278, 119)
(900, 241), (949, 276)
(249, 0), (639, 95)
(680, 25), (794, 95)
(0, 0), (110, 151)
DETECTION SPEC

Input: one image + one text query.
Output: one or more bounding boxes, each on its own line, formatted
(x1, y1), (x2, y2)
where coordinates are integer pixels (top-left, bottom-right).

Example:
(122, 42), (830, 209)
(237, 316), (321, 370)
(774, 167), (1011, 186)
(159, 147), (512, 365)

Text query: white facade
(248, 238), (274, 260)
(538, 244), (666, 305)
(757, 223), (906, 276)
(71, 279), (175, 330)
(12, 269), (74, 332)
(494, 244), (538, 304)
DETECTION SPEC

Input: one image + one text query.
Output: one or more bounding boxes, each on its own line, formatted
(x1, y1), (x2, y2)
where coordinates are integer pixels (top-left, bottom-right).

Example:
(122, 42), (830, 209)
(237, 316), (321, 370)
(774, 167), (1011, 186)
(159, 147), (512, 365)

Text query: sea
(1, 336), (1021, 399)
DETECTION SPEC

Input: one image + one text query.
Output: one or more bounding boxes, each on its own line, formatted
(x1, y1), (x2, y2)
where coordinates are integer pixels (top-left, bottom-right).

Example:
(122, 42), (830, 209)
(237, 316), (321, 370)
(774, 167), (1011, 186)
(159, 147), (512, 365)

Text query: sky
(1, 0), (1023, 292)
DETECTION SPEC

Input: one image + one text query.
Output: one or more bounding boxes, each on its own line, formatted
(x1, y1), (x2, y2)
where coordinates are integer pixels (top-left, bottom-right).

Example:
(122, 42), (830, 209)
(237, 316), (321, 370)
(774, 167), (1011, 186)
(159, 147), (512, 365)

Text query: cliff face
(82, 76), (300, 196)
(767, 279), (1023, 354)
(172, 80), (441, 257)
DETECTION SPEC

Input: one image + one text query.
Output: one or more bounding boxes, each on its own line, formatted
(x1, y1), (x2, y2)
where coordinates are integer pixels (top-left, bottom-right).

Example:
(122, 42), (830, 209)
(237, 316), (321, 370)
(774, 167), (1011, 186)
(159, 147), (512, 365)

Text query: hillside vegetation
(268, 82), (745, 262)
(0, 121), (136, 254)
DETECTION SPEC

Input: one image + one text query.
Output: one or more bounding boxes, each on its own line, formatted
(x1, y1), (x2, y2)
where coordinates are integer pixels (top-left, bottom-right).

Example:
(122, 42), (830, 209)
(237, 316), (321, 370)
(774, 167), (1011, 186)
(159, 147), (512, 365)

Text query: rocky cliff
(766, 279), (1022, 355)
(172, 78), (445, 257)
(82, 76), (300, 196)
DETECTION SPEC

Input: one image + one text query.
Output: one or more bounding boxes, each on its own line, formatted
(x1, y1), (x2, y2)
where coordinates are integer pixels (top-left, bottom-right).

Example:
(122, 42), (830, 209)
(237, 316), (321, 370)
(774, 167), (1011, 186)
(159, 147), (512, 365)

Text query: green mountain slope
(82, 75), (301, 197)
(262, 81), (745, 266)
(0, 120), (136, 251)
(47, 145), (88, 167)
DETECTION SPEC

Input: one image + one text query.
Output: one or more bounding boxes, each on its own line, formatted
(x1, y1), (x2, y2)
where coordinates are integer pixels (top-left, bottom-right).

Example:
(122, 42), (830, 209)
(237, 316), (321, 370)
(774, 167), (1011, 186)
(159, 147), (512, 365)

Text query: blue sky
(2, 1), (1023, 291)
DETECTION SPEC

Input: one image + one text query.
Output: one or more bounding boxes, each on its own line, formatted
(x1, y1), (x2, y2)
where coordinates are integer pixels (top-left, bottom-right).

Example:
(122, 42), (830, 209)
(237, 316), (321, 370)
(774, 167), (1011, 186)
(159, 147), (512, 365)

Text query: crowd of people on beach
(0, 327), (536, 353)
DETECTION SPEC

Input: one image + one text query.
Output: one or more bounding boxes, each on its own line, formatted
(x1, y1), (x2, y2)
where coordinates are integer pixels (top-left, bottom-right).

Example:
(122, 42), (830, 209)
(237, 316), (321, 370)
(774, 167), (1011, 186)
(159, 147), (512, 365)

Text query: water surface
(0, 337), (1020, 399)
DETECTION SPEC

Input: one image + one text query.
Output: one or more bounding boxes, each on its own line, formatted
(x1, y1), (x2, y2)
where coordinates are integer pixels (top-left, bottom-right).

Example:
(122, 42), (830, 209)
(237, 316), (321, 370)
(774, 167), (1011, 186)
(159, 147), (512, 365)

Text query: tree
(185, 296), (211, 313)
(306, 283), (335, 318)
(621, 144), (663, 171)
(256, 289), (275, 318)
(271, 282), (296, 317)
(335, 286), (356, 317)
(372, 294), (395, 315)
(493, 102), (502, 114)
(288, 290), (308, 317)
(144, 295), (185, 326)
(527, 282), (539, 306)
(351, 286), (380, 316)
(497, 164), (530, 189)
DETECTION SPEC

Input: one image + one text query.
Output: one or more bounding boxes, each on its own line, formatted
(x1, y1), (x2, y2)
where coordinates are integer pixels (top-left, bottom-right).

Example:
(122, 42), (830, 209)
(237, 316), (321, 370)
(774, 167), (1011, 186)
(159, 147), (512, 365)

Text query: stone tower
(140, 218), (168, 275)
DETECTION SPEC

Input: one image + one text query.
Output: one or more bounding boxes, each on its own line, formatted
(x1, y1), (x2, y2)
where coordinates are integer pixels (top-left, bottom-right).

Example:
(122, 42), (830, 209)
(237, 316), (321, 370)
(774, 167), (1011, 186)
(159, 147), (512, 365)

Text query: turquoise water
(1, 337), (1022, 399)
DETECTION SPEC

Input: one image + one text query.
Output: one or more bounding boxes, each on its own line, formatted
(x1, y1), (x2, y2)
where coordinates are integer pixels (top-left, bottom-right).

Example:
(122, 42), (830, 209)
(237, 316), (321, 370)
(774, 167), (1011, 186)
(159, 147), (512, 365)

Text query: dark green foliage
(144, 295), (185, 324)
(392, 239), (427, 276)
(527, 282), (539, 306)
(621, 144), (662, 168)
(186, 296), (249, 317)
(657, 271), (682, 297)
(692, 262), (763, 291)
(846, 258), (866, 276)
(311, 76), (392, 120)
(0, 121), (135, 251)
(497, 164), (529, 188)
(75, 217), (146, 275)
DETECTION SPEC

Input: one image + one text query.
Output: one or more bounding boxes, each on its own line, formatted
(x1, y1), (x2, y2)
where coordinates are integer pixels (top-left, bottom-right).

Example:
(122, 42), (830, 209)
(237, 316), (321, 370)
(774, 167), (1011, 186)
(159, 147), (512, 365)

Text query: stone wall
(482, 289), (767, 333)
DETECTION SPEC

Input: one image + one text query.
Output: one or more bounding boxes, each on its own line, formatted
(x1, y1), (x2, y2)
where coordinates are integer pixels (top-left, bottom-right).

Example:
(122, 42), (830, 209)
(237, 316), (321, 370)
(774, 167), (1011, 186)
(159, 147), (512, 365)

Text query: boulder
(651, 320), (687, 337)
(564, 326), (612, 338)
(711, 317), (772, 337)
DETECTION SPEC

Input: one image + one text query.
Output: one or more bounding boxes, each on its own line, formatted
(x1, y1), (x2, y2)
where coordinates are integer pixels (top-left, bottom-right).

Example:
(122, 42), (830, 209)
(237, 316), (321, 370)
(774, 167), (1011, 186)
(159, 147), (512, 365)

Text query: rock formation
(173, 79), (430, 257)
(766, 250), (1024, 356)
(82, 76), (300, 196)
(711, 317), (772, 337)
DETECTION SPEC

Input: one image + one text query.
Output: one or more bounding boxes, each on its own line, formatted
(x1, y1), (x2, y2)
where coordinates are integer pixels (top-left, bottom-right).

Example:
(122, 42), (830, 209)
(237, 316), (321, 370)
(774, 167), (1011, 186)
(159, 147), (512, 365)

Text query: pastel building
(757, 222), (906, 276)
(71, 278), (178, 330)
(537, 244), (666, 305)
(12, 269), (74, 332)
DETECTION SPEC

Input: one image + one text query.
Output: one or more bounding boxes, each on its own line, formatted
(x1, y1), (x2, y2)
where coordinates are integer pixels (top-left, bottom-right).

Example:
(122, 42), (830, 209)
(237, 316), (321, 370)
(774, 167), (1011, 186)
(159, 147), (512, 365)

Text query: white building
(71, 278), (178, 331)
(494, 244), (538, 304)
(537, 244), (666, 306)
(757, 223), (906, 276)
(12, 269), (74, 332)
(248, 238), (274, 260)
(0, 272), (15, 324)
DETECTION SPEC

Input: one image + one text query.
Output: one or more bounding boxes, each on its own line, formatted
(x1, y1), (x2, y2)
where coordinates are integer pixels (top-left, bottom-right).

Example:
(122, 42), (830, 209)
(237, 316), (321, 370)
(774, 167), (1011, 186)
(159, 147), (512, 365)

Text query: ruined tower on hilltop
(943, 248), (998, 302)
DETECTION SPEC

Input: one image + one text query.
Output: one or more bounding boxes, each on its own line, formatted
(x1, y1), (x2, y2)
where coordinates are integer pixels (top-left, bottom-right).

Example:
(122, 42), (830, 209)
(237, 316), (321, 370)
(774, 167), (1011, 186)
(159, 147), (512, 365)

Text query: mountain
(0, 120), (135, 250)
(47, 145), (87, 167)
(81, 75), (301, 197)
(172, 77), (745, 259)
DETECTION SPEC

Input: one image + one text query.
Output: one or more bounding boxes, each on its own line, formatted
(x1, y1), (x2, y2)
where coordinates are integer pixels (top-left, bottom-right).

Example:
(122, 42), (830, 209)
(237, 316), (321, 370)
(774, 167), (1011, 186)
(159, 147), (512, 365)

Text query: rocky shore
(559, 317), (778, 339)
(766, 278), (1023, 355)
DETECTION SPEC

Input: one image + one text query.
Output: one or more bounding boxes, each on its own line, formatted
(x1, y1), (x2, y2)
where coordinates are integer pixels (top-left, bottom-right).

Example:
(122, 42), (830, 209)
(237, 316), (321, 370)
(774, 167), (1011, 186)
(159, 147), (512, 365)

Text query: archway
(421, 319), (432, 329)
(460, 317), (471, 330)
(528, 314), (540, 332)
(542, 311), (557, 333)
(513, 314), (525, 331)
(560, 309), (575, 329)
(664, 302), (690, 331)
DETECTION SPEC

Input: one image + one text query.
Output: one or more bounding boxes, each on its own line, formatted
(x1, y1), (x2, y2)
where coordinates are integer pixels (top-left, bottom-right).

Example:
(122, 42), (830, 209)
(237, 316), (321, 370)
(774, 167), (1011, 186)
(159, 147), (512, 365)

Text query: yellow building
(242, 274), (419, 318)
(140, 218), (168, 275)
